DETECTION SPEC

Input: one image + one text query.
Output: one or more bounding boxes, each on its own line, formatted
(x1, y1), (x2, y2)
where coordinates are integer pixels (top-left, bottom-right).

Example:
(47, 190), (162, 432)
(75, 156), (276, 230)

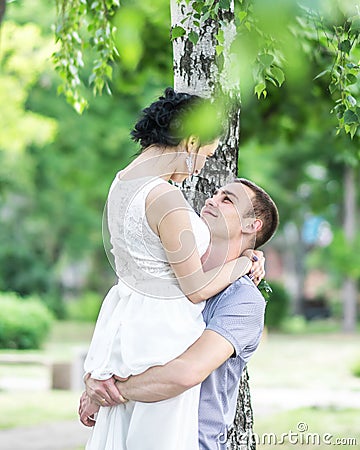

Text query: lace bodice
(106, 175), (210, 286)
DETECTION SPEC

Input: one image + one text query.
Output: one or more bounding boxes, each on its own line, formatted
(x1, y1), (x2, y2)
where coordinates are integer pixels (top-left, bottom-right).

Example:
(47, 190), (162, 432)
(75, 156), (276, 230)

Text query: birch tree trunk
(171, 1), (256, 448)
(342, 165), (358, 333)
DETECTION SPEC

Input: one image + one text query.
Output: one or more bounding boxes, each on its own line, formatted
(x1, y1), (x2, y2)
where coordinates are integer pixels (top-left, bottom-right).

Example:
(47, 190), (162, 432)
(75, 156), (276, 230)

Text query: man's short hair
(234, 178), (279, 248)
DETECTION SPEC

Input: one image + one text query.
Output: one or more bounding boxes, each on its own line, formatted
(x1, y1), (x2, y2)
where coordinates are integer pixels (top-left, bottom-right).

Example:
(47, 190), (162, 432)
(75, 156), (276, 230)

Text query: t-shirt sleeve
(205, 283), (266, 361)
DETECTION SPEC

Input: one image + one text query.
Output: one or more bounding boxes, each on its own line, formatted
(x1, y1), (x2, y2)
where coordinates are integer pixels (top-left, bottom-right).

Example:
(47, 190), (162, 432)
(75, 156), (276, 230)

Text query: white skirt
(84, 278), (205, 449)
(86, 386), (201, 450)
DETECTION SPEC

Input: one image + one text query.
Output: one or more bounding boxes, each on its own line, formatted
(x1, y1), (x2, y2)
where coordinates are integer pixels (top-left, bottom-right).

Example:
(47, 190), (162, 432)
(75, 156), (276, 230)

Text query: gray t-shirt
(198, 276), (265, 450)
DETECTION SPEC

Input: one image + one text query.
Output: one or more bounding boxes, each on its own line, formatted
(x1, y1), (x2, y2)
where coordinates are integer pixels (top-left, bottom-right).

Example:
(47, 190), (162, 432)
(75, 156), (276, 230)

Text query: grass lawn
(248, 331), (360, 391)
(0, 390), (81, 429)
(254, 406), (360, 449)
(1, 321), (359, 437)
(0, 321), (94, 429)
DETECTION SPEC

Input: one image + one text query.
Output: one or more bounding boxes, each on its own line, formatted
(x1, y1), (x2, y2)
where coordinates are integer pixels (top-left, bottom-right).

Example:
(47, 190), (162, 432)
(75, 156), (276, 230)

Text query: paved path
(1, 387), (359, 450)
(0, 420), (90, 450)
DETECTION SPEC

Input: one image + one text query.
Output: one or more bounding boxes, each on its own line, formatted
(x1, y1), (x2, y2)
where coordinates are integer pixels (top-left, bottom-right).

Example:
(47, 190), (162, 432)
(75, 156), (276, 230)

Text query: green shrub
(280, 314), (308, 334)
(264, 281), (290, 330)
(66, 291), (102, 322)
(42, 291), (67, 320)
(351, 360), (360, 378)
(0, 292), (54, 349)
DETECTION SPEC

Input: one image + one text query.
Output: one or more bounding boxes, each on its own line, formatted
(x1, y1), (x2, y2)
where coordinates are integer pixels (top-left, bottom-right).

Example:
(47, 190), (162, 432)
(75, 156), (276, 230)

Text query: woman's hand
(242, 249), (265, 286)
(78, 391), (99, 427)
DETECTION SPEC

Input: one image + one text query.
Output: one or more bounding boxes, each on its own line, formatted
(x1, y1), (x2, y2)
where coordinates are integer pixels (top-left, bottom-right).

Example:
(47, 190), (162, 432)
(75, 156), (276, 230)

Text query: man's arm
(85, 329), (233, 405)
(85, 282), (265, 406)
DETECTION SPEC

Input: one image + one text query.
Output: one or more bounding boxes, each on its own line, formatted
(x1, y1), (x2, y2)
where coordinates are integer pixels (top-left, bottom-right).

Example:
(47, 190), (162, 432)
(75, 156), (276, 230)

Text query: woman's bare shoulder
(146, 181), (186, 208)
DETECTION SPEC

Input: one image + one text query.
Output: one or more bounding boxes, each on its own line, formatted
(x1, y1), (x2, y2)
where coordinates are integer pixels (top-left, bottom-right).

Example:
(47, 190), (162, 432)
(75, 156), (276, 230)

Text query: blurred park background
(0, 0), (359, 449)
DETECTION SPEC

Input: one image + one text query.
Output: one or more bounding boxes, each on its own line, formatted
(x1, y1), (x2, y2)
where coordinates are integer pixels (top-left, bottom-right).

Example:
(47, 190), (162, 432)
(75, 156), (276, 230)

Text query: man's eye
(223, 196), (232, 203)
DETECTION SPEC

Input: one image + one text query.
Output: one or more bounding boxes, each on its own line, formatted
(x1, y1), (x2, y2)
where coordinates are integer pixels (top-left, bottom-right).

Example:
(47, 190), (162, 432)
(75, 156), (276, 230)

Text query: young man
(80, 178), (279, 449)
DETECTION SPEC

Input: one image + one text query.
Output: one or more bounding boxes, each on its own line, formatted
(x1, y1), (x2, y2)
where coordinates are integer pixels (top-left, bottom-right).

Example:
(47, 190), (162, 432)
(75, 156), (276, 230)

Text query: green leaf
(338, 39), (351, 54)
(215, 44), (223, 56)
(344, 123), (358, 138)
(254, 82), (266, 99)
(216, 29), (225, 44)
(346, 74), (357, 85)
(192, 1), (204, 14)
(238, 10), (247, 23)
(349, 124), (358, 138)
(314, 69), (329, 81)
(329, 83), (339, 95)
(171, 26), (186, 40)
(258, 279), (273, 301)
(343, 109), (358, 125)
(188, 31), (199, 45)
(350, 18), (360, 32)
(219, 0), (231, 9)
(258, 53), (274, 68)
(269, 66), (285, 87)
(334, 104), (346, 119)
(202, 10), (211, 22)
(347, 95), (357, 107)
(244, 21), (251, 31)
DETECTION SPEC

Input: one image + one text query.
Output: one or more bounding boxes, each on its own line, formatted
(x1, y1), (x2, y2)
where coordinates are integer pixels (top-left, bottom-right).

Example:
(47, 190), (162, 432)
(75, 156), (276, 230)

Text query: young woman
(82, 88), (263, 450)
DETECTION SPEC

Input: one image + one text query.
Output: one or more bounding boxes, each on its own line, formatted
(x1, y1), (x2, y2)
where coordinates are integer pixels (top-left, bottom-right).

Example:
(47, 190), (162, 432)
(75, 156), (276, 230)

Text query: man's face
(200, 182), (255, 241)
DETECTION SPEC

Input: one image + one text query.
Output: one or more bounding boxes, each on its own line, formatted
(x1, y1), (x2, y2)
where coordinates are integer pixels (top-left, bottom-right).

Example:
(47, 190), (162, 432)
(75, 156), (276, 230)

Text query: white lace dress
(84, 174), (210, 450)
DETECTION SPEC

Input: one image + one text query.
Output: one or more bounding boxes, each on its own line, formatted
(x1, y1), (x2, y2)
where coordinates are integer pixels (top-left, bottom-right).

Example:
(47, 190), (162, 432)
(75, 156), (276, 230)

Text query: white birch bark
(170, 1), (256, 448)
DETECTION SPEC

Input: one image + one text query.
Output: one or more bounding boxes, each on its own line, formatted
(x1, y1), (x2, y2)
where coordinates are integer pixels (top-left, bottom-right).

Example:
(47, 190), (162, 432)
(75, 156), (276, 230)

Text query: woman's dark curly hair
(131, 87), (222, 149)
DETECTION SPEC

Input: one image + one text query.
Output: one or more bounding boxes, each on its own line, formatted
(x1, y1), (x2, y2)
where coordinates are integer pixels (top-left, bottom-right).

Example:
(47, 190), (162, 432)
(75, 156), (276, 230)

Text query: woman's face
(169, 137), (220, 183)
(193, 138), (220, 174)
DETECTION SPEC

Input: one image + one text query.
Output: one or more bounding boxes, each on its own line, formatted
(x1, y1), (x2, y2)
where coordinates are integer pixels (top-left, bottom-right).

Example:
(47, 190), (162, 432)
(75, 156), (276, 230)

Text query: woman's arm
(146, 183), (251, 303)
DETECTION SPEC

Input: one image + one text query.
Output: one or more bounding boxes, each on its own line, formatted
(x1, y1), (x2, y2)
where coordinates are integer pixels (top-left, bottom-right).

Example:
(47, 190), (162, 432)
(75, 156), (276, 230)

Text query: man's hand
(78, 391), (99, 427)
(85, 374), (128, 406)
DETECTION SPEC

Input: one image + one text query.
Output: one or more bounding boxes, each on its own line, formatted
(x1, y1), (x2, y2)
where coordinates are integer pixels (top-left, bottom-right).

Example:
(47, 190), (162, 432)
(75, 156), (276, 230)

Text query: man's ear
(242, 218), (263, 235)
(185, 135), (201, 153)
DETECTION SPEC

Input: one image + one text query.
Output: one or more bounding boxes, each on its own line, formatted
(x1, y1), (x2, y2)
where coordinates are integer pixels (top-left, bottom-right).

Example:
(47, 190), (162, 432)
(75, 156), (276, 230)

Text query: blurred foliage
(0, 20), (57, 192)
(66, 291), (102, 322)
(1, 0), (359, 323)
(0, 0), (172, 316)
(352, 359), (360, 378)
(308, 230), (360, 284)
(53, 0), (120, 112)
(53, 0), (360, 140)
(53, 0), (170, 111)
(295, 3), (360, 138)
(0, 292), (54, 349)
(258, 279), (273, 301)
(264, 281), (290, 329)
(280, 314), (308, 334)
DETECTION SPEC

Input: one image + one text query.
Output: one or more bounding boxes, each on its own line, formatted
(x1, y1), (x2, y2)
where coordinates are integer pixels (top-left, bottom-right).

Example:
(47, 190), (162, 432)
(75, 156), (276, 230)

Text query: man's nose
(205, 197), (217, 207)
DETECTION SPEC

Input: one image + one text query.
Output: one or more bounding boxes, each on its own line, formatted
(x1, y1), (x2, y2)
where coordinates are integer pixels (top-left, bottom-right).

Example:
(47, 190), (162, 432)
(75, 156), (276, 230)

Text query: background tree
(0, 0), (5, 25)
